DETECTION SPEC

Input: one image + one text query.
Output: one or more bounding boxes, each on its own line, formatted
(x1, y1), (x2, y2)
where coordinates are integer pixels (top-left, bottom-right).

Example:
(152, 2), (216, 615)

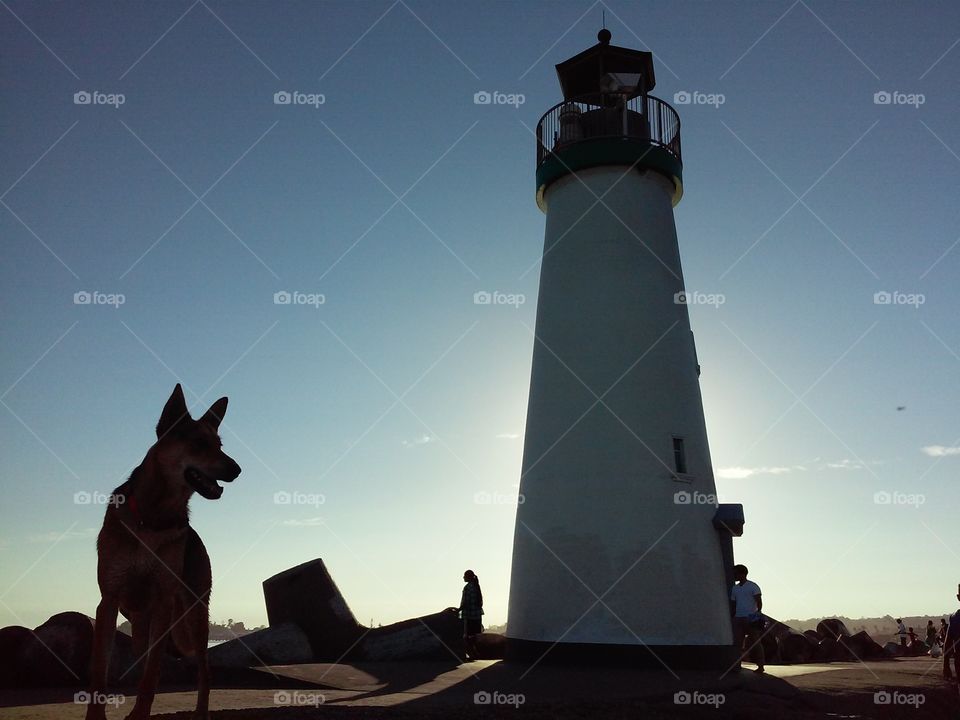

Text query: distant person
(940, 618), (949, 645)
(896, 618), (907, 650)
(457, 569), (484, 660)
(943, 585), (960, 680)
(927, 620), (938, 647)
(730, 564), (765, 674)
(907, 627), (919, 654)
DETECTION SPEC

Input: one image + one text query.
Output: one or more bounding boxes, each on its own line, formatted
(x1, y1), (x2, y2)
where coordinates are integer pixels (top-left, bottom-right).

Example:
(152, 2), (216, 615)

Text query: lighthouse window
(672, 437), (687, 475)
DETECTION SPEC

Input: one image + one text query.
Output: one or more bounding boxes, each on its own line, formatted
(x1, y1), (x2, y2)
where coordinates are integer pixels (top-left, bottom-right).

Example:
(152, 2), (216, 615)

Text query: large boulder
(208, 623), (313, 668)
(907, 640), (928, 657)
(18, 612), (94, 686)
(842, 630), (884, 659)
(778, 631), (815, 664)
(755, 616), (792, 663)
(816, 618), (851, 640)
(761, 616), (793, 641)
(358, 608), (462, 661)
(833, 639), (858, 661)
(262, 559), (362, 660)
(0, 625), (33, 688)
(803, 629), (822, 644)
(815, 636), (838, 662)
(473, 633), (507, 660)
(7, 613), (151, 688)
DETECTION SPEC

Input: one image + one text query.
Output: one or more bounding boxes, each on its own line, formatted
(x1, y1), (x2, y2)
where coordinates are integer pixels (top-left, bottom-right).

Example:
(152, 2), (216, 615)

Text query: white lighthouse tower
(507, 31), (743, 668)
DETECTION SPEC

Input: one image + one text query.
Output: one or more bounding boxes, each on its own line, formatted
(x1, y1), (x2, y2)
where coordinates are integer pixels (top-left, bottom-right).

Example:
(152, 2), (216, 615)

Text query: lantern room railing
(536, 94), (681, 168)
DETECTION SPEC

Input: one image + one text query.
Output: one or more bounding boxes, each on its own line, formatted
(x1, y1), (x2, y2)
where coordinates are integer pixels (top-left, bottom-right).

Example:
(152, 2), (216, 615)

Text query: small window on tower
(672, 437), (687, 475)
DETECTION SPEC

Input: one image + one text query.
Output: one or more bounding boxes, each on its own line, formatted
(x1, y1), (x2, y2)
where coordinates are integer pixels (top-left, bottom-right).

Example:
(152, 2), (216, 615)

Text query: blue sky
(2, 0), (960, 632)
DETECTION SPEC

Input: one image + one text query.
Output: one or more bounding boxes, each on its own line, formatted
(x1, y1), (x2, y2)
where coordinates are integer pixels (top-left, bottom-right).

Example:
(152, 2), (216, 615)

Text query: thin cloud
(716, 466), (792, 480)
(823, 458), (864, 470)
(716, 458), (876, 479)
(496, 433), (521, 439)
(922, 445), (960, 457)
(281, 517), (324, 527)
(401, 434), (434, 448)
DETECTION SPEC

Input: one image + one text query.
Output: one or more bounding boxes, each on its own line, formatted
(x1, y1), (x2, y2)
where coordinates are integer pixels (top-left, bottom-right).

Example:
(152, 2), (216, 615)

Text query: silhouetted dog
(86, 384), (241, 720)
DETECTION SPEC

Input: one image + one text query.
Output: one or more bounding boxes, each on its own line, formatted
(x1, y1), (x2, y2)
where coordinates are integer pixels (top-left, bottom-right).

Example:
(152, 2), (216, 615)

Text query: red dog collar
(128, 495), (144, 527)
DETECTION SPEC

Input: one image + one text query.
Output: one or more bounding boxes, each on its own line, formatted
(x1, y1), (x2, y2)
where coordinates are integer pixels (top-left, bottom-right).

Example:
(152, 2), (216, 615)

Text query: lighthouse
(507, 30), (743, 668)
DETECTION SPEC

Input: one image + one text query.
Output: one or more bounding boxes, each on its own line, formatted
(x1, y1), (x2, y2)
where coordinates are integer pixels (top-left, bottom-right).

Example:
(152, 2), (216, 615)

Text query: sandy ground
(1, 656), (956, 719)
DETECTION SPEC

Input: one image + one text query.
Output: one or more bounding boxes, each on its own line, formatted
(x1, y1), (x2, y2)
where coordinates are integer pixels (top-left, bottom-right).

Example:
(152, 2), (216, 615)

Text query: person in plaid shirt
(458, 569), (484, 660)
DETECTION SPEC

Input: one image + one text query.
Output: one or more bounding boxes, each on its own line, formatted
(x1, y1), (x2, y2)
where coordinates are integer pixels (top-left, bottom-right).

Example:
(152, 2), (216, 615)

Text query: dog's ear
(200, 397), (228, 430)
(157, 384), (190, 438)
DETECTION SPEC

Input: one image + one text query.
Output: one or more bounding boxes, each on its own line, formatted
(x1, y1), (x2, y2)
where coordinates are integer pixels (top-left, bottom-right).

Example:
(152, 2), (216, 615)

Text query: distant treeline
(117, 618), (266, 641)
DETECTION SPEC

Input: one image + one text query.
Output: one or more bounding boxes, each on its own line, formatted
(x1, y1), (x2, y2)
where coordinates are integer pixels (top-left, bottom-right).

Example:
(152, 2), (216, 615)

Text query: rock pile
(761, 616), (886, 664)
(211, 558), (505, 667)
(0, 558), (507, 685)
(0, 611), (141, 687)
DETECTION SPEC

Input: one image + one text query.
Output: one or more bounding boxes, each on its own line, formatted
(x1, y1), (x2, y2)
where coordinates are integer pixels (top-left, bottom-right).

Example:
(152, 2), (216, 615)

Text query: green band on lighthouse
(536, 138), (683, 211)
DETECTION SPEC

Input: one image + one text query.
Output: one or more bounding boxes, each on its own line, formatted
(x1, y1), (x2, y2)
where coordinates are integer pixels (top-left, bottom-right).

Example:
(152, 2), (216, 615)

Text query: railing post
(657, 102), (662, 146)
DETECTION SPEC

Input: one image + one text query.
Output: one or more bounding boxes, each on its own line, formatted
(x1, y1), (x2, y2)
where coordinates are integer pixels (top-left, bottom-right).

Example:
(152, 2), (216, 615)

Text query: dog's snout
(222, 456), (241, 482)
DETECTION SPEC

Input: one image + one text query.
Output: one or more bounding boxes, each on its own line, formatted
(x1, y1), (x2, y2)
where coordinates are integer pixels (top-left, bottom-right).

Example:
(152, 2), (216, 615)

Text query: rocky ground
(3, 609), (956, 718)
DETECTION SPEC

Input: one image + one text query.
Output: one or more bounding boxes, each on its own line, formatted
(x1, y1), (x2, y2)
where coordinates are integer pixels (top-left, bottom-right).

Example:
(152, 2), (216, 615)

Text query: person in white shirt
(896, 619), (907, 651)
(730, 564), (765, 673)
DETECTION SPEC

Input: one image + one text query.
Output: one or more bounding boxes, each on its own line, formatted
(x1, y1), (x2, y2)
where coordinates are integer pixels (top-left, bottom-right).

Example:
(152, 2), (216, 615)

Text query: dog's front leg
(124, 603), (172, 720)
(193, 644), (210, 720)
(85, 597), (118, 720)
